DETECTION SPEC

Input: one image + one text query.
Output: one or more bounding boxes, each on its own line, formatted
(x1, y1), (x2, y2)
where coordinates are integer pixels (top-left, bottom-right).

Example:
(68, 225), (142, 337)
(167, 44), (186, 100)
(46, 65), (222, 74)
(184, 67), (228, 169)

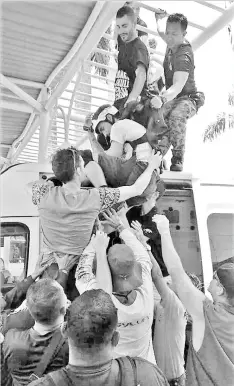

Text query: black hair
(52, 147), (81, 184)
(116, 5), (136, 22)
(167, 13), (188, 31)
(67, 289), (117, 351)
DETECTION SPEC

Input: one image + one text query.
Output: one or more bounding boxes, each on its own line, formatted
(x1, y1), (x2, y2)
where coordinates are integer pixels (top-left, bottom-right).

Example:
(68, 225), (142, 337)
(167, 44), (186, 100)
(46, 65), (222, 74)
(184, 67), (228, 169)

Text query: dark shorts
(98, 153), (163, 207)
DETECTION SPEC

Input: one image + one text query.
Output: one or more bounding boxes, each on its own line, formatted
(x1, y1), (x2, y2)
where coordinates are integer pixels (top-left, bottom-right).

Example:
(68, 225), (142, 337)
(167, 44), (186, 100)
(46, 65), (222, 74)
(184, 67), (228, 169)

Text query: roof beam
(0, 144), (11, 149)
(193, 0), (225, 13)
(137, 2), (205, 31)
(6, 77), (45, 89)
(45, 1), (125, 112)
(0, 99), (34, 113)
(0, 74), (44, 112)
(192, 1), (234, 51)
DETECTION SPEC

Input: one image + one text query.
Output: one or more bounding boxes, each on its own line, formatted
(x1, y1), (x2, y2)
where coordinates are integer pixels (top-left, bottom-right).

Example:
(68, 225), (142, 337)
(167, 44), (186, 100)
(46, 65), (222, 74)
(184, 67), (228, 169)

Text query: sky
(140, 1), (234, 181)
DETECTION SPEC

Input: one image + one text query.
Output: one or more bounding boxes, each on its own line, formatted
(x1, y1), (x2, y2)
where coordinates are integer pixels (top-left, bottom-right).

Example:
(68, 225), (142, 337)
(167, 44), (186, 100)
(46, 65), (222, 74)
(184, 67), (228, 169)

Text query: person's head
(26, 278), (67, 325)
(0, 258), (5, 271)
(66, 289), (119, 356)
(166, 13), (188, 49)
(116, 5), (137, 43)
(52, 147), (84, 184)
(108, 244), (143, 293)
(93, 105), (118, 137)
(125, 1), (140, 17)
(208, 263), (234, 306)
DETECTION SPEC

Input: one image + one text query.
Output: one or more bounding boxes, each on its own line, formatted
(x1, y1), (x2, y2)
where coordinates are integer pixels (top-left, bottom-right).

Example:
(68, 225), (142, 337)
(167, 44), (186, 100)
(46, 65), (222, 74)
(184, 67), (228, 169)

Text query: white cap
(93, 105), (118, 130)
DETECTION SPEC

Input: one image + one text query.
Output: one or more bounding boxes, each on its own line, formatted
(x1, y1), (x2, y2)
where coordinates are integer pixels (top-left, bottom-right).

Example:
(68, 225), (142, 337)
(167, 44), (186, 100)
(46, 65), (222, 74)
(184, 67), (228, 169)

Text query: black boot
(170, 152), (184, 172)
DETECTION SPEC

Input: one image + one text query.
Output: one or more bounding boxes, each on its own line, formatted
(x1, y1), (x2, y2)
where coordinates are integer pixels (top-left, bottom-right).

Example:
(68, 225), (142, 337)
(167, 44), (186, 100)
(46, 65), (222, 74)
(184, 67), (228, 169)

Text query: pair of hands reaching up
(90, 207), (170, 254)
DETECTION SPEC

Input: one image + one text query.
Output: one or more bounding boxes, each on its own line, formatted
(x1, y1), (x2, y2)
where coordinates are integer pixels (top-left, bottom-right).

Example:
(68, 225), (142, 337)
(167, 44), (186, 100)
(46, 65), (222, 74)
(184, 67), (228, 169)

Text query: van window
(207, 213), (234, 270)
(0, 223), (29, 286)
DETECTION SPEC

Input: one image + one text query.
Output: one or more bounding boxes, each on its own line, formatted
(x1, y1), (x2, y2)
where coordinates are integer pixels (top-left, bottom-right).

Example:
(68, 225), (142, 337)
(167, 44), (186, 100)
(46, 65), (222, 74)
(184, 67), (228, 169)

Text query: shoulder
(27, 376), (54, 386)
(132, 357), (168, 384)
(3, 328), (30, 356)
(5, 327), (29, 341)
(134, 37), (148, 51)
(29, 368), (68, 386)
(32, 181), (52, 205)
(176, 43), (194, 57)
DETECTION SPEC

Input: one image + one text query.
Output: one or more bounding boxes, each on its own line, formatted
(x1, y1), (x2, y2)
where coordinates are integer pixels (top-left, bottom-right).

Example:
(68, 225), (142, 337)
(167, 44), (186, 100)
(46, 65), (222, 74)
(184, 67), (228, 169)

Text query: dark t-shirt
(163, 42), (197, 97)
(28, 357), (168, 386)
(127, 206), (169, 277)
(3, 327), (68, 385)
(114, 37), (149, 110)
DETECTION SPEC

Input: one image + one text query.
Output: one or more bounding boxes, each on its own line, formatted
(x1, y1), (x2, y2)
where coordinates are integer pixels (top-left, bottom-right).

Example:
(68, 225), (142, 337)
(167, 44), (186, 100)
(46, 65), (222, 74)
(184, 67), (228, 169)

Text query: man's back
(186, 298), (234, 385)
(28, 356), (169, 386)
(3, 327), (68, 386)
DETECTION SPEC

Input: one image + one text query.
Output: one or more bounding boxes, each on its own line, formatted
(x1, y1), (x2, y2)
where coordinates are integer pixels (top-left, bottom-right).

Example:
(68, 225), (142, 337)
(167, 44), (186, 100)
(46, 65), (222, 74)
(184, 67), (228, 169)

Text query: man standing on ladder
(152, 10), (205, 171)
(114, 5), (149, 112)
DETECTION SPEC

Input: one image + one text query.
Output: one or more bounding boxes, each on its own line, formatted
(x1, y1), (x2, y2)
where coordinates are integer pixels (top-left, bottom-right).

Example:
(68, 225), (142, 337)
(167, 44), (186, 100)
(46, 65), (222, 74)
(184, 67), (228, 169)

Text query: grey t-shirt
(32, 183), (120, 255)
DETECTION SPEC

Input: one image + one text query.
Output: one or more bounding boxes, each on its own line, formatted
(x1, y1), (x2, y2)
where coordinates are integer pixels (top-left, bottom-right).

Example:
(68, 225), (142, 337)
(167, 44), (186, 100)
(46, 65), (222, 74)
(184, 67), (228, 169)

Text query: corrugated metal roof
(1, 1), (95, 82)
(1, 1), (234, 166)
(0, 0), (97, 163)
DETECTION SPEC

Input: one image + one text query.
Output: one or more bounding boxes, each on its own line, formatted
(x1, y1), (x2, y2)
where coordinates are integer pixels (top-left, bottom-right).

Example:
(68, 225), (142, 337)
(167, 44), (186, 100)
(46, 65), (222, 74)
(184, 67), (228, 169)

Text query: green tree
(203, 88), (234, 142)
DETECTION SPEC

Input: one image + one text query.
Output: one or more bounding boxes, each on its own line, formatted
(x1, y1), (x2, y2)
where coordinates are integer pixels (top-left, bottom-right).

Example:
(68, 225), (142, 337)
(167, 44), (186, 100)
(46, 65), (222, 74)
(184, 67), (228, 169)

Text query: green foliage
(203, 87), (234, 142)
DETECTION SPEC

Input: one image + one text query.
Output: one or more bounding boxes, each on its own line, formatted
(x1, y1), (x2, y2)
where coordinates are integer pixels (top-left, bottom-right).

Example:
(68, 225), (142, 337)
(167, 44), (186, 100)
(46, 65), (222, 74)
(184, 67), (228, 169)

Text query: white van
(1, 162), (234, 294)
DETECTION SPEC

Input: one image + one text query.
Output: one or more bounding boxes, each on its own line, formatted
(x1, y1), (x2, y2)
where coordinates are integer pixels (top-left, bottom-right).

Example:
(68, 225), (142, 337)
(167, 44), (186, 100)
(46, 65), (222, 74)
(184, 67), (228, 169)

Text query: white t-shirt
(153, 289), (186, 380)
(110, 119), (152, 162)
(75, 229), (156, 365)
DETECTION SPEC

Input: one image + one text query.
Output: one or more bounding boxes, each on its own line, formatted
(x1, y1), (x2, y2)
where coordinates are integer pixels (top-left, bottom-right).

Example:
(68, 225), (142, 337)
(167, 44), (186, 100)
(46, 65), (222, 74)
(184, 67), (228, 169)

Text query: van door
(192, 179), (234, 292)
(0, 217), (39, 293)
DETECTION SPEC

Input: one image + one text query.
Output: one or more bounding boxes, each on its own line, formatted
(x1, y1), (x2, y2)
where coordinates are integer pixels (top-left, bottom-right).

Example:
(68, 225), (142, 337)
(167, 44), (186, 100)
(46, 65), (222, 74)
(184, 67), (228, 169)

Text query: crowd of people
(1, 4), (233, 386)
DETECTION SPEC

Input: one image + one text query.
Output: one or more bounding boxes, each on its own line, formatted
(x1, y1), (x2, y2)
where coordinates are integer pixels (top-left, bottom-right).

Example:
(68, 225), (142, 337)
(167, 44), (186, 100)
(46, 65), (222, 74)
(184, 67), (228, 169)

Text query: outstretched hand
(57, 254), (80, 272)
(131, 221), (148, 246)
(150, 95), (163, 109)
(154, 8), (168, 21)
(91, 231), (110, 254)
(152, 214), (170, 235)
(83, 113), (94, 132)
(148, 149), (162, 170)
(101, 208), (124, 230)
(31, 263), (50, 280)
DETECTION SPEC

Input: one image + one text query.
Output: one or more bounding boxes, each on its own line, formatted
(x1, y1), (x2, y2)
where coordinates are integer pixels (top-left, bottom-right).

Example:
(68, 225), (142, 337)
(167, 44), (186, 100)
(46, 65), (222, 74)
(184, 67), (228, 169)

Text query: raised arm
(117, 150), (161, 202)
(154, 10), (168, 43)
(131, 220), (169, 299)
(152, 215), (205, 320)
(91, 231), (112, 295)
(102, 210), (151, 273)
(75, 239), (97, 295)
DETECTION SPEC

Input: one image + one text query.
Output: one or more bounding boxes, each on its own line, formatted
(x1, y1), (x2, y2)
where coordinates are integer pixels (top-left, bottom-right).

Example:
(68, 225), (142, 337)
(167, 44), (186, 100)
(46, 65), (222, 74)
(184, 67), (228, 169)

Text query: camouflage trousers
(158, 96), (197, 163)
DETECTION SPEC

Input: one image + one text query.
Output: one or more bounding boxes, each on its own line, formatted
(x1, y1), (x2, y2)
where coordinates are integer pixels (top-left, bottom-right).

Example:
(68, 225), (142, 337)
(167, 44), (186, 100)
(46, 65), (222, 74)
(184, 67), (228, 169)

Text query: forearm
(5, 276), (34, 310)
(56, 270), (69, 289)
(155, 20), (166, 42)
(88, 131), (105, 161)
(128, 70), (146, 100)
(96, 250), (113, 294)
(160, 232), (184, 276)
(133, 164), (155, 195)
(163, 81), (186, 102)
